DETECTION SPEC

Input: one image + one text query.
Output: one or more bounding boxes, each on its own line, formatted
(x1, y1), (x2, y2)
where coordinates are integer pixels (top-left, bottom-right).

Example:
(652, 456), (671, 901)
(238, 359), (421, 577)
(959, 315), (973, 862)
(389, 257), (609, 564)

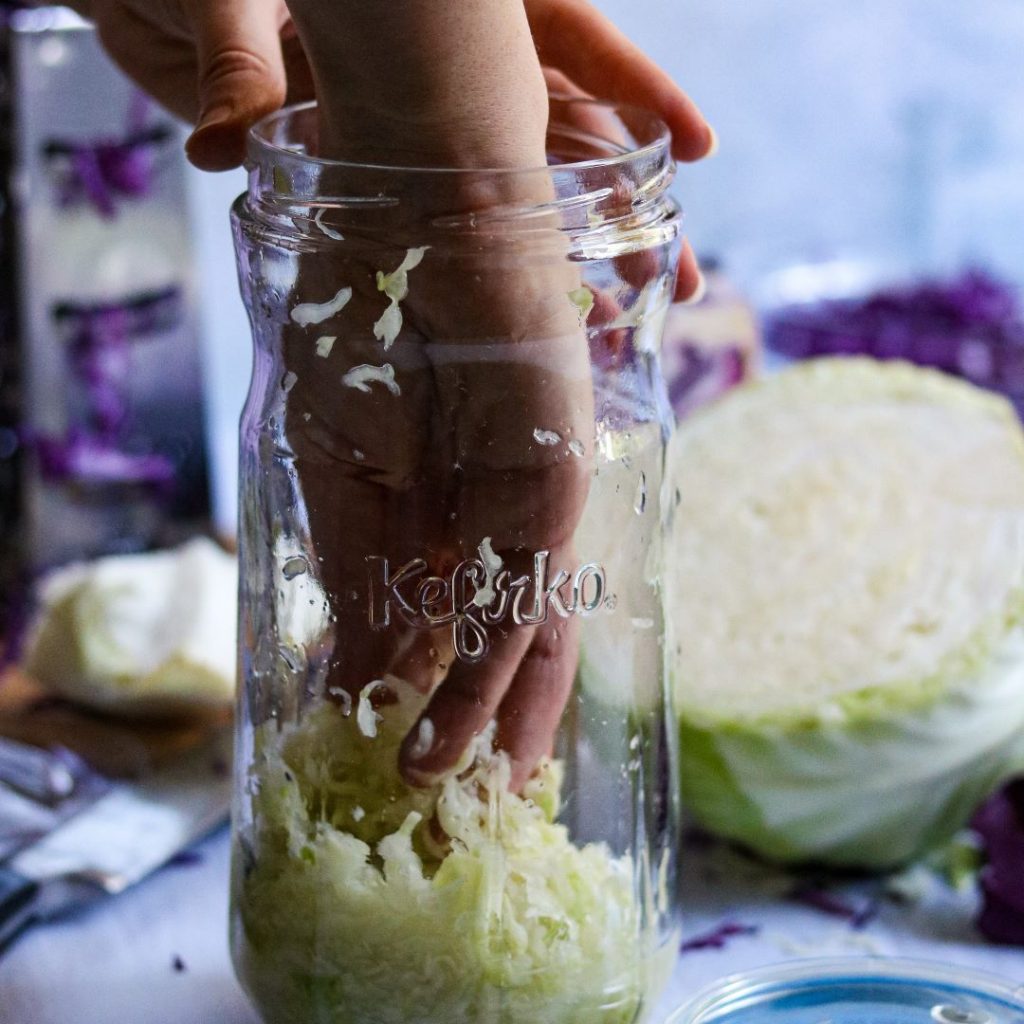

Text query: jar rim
(238, 97), (681, 248)
(667, 957), (1024, 1024)
(248, 97), (673, 179)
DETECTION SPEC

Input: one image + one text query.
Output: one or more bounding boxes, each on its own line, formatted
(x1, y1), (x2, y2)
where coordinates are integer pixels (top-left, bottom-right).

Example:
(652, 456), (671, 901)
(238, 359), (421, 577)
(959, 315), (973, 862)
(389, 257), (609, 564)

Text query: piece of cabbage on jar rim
(663, 357), (1024, 870)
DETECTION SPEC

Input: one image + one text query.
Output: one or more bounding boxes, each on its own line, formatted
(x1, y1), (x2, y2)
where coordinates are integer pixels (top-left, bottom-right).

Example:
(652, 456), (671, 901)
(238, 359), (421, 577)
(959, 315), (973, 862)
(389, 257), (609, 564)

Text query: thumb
(184, 0), (287, 171)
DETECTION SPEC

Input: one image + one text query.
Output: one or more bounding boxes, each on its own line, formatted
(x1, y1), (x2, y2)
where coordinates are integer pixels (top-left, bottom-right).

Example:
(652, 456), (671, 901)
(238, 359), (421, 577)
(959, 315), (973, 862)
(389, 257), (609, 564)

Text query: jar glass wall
(230, 99), (684, 1024)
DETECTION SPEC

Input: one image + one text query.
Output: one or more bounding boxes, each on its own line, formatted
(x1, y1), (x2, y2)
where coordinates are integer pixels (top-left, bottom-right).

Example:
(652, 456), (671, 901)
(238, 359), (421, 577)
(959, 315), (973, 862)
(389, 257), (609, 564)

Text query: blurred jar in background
(0, 9), (211, 617)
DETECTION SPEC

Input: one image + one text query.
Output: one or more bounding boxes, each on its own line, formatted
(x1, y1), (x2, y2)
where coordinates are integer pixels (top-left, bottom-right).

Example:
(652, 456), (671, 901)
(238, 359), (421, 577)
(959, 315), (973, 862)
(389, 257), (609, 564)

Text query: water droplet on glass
(281, 371), (298, 393)
(533, 427), (561, 446)
(567, 439), (585, 458)
(634, 472), (647, 515)
(604, 594), (618, 611)
(278, 645), (303, 672)
(282, 555), (308, 580)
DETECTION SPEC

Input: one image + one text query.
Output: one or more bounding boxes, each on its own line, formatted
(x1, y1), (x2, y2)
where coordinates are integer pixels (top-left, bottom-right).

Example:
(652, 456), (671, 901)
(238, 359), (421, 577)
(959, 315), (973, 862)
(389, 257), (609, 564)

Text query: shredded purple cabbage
(45, 92), (172, 219)
(764, 269), (1024, 412)
(167, 849), (204, 868)
(788, 883), (878, 929)
(28, 287), (182, 490)
(34, 429), (175, 488)
(666, 344), (747, 418)
(971, 777), (1024, 945)
(680, 921), (760, 953)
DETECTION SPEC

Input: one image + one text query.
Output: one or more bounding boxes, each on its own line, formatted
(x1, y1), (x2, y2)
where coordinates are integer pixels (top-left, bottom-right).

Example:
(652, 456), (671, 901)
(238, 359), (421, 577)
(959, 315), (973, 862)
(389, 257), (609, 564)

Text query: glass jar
(230, 98), (684, 1024)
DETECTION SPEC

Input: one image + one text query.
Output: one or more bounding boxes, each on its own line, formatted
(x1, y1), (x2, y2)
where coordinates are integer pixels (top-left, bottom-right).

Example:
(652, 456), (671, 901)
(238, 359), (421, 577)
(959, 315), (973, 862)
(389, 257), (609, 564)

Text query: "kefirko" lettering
(366, 551), (609, 663)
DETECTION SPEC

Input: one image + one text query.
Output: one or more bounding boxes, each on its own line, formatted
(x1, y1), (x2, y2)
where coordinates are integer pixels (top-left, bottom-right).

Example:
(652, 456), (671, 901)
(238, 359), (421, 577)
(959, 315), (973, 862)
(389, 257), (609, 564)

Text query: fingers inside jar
(273, 177), (631, 794)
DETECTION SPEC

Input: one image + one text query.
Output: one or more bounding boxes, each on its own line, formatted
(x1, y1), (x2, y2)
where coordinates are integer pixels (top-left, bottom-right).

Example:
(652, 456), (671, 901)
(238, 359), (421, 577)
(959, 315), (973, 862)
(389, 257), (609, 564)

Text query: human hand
(277, 225), (593, 793)
(91, 0), (685, 792)
(264, 0), (586, 792)
(84, 0), (711, 164)
(85, 0), (708, 296)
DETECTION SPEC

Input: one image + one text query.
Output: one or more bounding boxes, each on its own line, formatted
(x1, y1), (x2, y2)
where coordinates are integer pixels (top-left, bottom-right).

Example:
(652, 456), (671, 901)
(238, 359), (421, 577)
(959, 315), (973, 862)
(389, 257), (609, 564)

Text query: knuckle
(201, 45), (282, 100)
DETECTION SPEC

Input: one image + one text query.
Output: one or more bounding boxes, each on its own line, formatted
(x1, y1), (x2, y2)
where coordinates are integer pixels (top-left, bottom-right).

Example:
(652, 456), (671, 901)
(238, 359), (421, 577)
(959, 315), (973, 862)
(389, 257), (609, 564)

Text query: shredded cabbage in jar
(233, 680), (671, 1024)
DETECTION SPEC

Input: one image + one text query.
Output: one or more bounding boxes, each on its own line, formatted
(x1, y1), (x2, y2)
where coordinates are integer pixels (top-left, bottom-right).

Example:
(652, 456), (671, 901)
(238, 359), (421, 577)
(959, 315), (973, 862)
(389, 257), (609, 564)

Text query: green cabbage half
(233, 681), (674, 1024)
(665, 358), (1024, 869)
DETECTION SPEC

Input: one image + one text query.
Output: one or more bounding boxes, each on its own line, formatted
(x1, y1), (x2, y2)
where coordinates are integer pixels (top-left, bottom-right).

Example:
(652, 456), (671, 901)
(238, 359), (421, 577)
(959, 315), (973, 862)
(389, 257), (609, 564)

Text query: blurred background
(623, 0), (1024, 281)
(5, 1), (1023, 552)
(200, 0), (1024, 531)
(1, 4), (1023, 1018)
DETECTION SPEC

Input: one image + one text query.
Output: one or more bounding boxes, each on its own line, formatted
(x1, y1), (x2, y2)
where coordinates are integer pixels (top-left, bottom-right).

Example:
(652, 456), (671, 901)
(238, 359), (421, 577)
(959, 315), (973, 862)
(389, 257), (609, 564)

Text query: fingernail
(407, 717), (435, 761)
(194, 102), (233, 134)
(704, 125), (719, 158)
(682, 270), (707, 306)
(185, 107), (244, 171)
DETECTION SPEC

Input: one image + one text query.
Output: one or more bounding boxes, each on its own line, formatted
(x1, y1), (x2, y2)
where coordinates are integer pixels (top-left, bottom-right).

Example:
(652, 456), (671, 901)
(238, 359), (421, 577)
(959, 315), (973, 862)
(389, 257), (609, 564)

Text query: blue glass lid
(669, 958), (1024, 1024)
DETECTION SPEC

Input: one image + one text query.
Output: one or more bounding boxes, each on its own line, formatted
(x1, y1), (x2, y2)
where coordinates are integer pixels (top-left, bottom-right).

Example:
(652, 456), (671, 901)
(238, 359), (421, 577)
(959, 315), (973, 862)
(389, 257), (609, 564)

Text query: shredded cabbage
(290, 286), (353, 327)
(376, 247), (429, 303)
(233, 681), (672, 1024)
(471, 537), (503, 608)
(372, 301), (403, 350)
(569, 287), (594, 320)
(356, 679), (386, 738)
(341, 362), (401, 396)
(372, 247), (429, 350)
(532, 428), (562, 446)
(313, 207), (345, 241)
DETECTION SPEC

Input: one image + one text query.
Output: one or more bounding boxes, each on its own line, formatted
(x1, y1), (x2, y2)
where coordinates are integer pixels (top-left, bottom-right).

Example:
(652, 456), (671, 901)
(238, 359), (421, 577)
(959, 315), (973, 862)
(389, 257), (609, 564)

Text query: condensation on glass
(230, 99), (684, 1024)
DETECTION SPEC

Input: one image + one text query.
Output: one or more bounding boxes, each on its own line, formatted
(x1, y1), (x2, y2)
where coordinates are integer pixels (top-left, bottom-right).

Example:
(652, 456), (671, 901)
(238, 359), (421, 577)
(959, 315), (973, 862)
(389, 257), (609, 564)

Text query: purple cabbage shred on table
(787, 883), (878, 929)
(167, 849), (204, 869)
(971, 777), (1024, 945)
(680, 921), (760, 953)
(763, 270), (1024, 411)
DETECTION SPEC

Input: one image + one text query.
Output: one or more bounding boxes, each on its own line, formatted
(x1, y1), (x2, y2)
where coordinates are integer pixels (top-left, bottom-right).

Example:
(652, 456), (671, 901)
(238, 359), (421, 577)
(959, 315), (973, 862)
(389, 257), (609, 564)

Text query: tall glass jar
(230, 98), (683, 1024)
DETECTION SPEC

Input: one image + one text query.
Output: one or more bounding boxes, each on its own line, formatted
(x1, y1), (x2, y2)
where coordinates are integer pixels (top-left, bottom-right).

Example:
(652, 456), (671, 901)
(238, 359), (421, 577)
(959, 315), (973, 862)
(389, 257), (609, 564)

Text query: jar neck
(239, 98), (681, 253)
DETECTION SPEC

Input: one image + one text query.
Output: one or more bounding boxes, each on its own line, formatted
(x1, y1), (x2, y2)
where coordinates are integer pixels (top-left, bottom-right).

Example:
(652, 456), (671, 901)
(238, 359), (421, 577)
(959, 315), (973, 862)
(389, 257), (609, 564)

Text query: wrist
(287, 0), (548, 168)
(314, 95), (549, 171)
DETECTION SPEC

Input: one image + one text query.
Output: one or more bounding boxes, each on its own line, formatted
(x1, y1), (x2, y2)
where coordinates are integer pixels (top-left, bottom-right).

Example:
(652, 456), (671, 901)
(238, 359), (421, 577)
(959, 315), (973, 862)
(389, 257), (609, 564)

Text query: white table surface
(2, 826), (1023, 1024)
